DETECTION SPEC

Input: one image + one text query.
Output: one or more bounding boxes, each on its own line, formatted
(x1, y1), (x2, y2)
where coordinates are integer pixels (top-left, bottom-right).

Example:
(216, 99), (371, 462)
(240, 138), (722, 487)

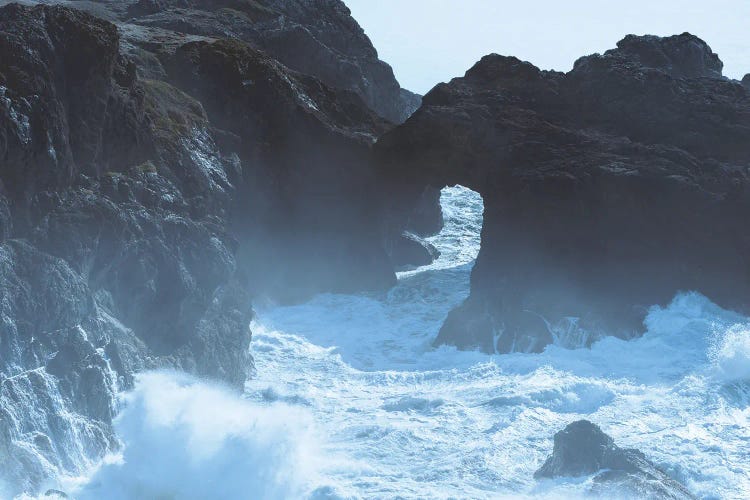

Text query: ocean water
(64, 186), (750, 499)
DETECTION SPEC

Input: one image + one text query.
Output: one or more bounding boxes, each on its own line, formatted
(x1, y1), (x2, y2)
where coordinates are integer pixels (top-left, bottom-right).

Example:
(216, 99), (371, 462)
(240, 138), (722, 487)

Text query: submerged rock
(377, 32), (750, 354)
(44, 489), (68, 498)
(536, 420), (695, 499)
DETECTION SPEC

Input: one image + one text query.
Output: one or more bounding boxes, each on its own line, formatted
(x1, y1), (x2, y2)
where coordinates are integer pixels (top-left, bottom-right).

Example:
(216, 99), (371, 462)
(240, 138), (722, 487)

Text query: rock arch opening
(386, 184), (484, 275)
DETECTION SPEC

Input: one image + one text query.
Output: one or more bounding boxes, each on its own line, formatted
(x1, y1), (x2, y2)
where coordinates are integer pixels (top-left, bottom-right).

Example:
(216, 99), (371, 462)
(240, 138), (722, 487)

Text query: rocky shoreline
(0, 0), (415, 493)
(1, 0), (749, 496)
(377, 33), (750, 354)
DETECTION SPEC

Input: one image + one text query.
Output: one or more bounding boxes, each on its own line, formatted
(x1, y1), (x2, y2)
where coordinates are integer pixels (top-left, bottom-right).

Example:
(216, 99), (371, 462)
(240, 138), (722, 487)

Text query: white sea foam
(710, 324), (750, 383)
(247, 186), (750, 499)
(66, 372), (321, 500)
(64, 185), (750, 499)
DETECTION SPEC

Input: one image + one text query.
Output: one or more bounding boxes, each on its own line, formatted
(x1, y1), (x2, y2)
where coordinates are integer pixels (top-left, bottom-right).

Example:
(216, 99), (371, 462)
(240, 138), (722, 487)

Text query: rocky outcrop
(0, 4), (251, 495)
(17, 0), (410, 301)
(612, 33), (722, 79)
(1, 1), (252, 376)
(0, 2), (124, 193)
(0, 1), (417, 494)
(164, 37), (396, 300)
(67, 0), (421, 123)
(8, 1), (744, 497)
(376, 33), (750, 353)
(535, 420), (695, 499)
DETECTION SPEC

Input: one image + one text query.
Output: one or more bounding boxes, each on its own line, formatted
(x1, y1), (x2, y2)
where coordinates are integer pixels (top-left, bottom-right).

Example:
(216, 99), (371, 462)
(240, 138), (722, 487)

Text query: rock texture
(535, 420), (695, 499)
(28, 0), (416, 301)
(0, 3), (256, 493)
(38, 0), (421, 123)
(376, 33), (750, 353)
(5, 1), (747, 496)
(165, 37), (395, 300)
(0, 1), (413, 495)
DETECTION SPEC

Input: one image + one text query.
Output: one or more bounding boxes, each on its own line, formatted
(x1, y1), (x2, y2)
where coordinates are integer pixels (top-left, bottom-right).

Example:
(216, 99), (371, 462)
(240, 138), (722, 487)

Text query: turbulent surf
(63, 187), (750, 499)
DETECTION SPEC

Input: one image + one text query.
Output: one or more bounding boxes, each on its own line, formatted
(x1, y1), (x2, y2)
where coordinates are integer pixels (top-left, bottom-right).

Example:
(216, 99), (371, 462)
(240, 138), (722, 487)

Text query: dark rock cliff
(0, 3), (254, 492)
(4, 1), (748, 496)
(164, 37), (395, 299)
(376, 33), (750, 353)
(33, 0), (421, 123)
(0, 1), (411, 494)
(41, 0), (416, 300)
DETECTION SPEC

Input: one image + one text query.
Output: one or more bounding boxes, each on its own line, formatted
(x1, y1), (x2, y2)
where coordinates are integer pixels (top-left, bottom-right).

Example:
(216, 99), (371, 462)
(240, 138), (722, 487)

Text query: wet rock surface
(0, 4), (254, 494)
(0, 1), (408, 493)
(0, 0), (426, 492)
(536, 420), (695, 499)
(376, 32), (750, 354)
(10, 0), (420, 123)
(1, 1), (747, 497)
(388, 231), (440, 269)
(165, 37), (395, 300)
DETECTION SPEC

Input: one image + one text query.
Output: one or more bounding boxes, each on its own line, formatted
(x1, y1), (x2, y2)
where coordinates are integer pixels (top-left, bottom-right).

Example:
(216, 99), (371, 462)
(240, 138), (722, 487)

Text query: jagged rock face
(376, 33), (750, 354)
(0, 3), (121, 193)
(0, 0), (416, 492)
(535, 420), (695, 499)
(0, 4), (253, 494)
(612, 33), (722, 79)
(118, 0), (421, 123)
(164, 37), (396, 300)
(0, 3), (253, 381)
(0, 240), (135, 493)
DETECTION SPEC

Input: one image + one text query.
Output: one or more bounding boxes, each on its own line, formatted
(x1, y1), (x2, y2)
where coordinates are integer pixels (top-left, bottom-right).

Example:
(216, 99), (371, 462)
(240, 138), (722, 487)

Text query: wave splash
(47, 186), (750, 499)
(710, 324), (750, 383)
(67, 372), (320, 500)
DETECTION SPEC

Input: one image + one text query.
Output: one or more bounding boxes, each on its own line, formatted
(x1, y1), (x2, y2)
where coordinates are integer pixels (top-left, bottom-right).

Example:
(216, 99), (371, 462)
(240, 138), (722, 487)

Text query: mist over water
(66, 186), (750, 499)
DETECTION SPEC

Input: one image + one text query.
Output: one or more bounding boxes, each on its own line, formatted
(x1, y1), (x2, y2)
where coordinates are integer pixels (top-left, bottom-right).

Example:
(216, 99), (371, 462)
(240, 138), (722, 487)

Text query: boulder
(536, 420), (695, 499)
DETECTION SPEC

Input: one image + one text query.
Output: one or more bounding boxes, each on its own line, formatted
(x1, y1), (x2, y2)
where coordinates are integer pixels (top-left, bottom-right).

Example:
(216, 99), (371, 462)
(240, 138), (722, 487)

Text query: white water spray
(65, 186), (750, 499)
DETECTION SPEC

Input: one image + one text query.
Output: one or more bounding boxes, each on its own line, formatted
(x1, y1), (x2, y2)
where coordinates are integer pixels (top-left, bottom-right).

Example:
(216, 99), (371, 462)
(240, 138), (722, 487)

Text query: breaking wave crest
(710, 324), (750, 383)
(67, 372), (320, 500)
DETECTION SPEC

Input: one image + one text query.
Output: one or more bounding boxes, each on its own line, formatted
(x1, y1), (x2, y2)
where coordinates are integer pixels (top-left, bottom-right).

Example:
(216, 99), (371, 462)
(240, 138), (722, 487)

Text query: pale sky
(346, 0), (750, 94)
